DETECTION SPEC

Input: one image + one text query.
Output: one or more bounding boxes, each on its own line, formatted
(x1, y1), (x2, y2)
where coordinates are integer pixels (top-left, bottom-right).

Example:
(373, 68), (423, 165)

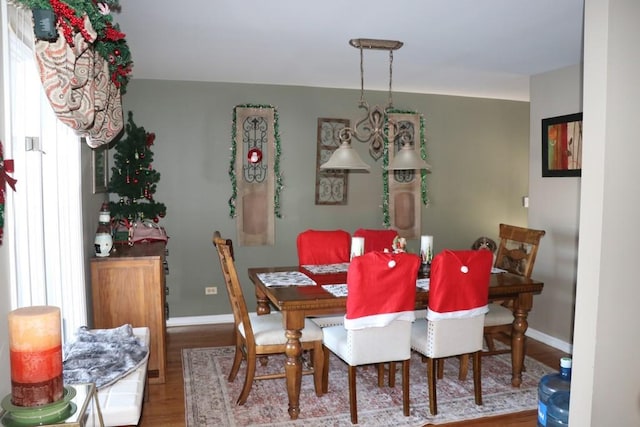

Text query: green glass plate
(1, 386), (77, 425)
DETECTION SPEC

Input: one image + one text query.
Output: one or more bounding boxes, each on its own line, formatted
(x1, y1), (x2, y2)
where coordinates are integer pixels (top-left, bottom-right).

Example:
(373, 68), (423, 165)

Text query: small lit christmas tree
(108, 111), (167, 222)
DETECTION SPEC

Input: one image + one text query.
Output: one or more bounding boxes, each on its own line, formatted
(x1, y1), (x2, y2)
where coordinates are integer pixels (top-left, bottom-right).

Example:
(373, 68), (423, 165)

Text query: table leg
(511, 292), (533, 387)
(283, 312), (304, 420)
(255, 289), (271, 315)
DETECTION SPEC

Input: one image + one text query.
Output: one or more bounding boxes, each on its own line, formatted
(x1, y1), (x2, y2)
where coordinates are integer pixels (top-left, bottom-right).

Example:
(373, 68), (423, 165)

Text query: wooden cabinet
(91, 242), (167, 384)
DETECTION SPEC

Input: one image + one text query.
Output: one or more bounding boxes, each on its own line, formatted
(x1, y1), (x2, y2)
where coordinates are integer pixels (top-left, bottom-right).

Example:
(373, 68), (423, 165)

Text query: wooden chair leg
(436, 358), (444, 379)
(427, 357), (437, 415)
(388, 362), (396, 387)
(484, 333), (497, 352)
(402, 359), (410, 416)
(377, 363), (385, 387)
(312, 343), (324, 396)
(348, 365), (358, 424)
(473, 351), (483, 406)
(322, 345), (330, 394)
(228, 338), (243, 382)
(458, 354), (469, 380)
(237, 357), (256, 405)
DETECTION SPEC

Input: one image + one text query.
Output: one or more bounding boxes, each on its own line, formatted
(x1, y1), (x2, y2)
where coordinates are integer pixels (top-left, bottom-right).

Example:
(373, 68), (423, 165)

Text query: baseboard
(526, 327), (573, 354)
(166, 314), (234, 327)
(167, 314), (574, 354)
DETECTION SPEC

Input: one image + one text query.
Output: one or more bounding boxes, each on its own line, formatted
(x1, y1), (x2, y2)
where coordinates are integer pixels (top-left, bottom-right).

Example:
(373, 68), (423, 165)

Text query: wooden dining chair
(483, 223), (546, 356)
(212, 233), (325, 405)
(352, 228), (398, 253)
(410, 249), (492, 415)
(296, 229), (351, 265)
(321, 251), (420, 424)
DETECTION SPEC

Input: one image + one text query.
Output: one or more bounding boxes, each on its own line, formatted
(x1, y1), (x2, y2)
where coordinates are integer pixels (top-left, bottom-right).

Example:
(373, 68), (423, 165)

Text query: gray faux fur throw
(63, 324), (149, 390)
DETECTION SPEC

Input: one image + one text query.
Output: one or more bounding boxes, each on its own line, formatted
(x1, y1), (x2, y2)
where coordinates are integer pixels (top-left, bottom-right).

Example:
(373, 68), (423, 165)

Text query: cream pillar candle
(8, 306), (64, 407)
(350, 237), (365, 260)
(420, 235), (433, 263)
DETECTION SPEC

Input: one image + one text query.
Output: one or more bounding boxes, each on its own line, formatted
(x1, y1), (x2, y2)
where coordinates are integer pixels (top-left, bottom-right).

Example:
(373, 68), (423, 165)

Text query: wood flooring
(139, 324), (566, 427)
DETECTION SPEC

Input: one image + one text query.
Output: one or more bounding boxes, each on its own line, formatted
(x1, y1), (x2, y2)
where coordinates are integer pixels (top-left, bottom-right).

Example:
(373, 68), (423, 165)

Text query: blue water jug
(537, 356), (571, 427)
(547, 390), (570, 427)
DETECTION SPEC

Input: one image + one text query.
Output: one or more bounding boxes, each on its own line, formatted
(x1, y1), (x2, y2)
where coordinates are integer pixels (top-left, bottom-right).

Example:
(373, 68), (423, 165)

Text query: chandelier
(320, 38), (431, 171)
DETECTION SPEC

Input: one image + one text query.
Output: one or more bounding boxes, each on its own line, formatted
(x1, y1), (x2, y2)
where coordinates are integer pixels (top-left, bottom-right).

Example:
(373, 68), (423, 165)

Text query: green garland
(228, 104), (283, 219)
(382, 109), (429, 228)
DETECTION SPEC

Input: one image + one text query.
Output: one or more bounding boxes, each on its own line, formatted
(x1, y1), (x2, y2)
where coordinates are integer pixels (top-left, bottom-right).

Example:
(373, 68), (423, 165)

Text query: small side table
(0, 383), (104, 427)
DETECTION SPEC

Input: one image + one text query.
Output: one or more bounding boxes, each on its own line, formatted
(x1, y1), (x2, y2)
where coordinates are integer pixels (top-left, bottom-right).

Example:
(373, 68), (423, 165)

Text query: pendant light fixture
(320, 38), (431, 172)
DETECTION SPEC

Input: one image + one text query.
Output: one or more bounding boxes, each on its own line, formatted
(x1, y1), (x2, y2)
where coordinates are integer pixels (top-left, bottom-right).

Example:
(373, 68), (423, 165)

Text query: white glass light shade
(387, 144), (432, 171)
(320, 142), (371, 170)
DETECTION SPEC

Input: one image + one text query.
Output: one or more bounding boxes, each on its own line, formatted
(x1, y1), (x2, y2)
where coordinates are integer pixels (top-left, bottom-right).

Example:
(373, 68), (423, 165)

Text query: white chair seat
(323, 320), (412, 366)
(484, 303), (514, 327)
(411, 317), (485, 358)
(238, 312), (324, 345)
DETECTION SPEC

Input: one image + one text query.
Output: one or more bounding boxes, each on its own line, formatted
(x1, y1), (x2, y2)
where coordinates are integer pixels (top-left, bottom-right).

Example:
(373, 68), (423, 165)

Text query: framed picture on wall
(92, 146), (108, 193)
(542, 112), (583, 177)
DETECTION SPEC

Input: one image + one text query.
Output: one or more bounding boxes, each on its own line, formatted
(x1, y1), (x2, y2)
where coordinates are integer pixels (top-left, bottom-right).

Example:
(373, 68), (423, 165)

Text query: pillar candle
(8, 306), (64, 407)
(420, 235), (433, 263)
(350, 237), (365, 260)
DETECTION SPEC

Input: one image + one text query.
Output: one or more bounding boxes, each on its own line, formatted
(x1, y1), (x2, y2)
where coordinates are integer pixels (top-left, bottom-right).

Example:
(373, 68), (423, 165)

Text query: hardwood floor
(139, 324), (566, 426)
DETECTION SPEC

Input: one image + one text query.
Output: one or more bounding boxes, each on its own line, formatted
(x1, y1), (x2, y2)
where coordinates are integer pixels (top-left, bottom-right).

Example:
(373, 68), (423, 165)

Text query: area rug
(183, 346), (552, 426)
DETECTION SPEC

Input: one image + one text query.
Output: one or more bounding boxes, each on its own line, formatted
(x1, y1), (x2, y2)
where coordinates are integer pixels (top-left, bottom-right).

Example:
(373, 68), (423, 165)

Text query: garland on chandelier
(382, 109), (429, 228)
(228, 104), (283, 219)
(10, 0), (132, 93)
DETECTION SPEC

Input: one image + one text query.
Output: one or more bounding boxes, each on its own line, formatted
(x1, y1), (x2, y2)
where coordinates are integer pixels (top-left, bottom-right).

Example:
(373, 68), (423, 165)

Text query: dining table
(247, 263), (544, 420)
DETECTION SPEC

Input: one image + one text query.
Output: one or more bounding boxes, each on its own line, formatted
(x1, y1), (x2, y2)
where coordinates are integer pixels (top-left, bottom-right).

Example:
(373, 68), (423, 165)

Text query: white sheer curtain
(4, 3), (87, 342)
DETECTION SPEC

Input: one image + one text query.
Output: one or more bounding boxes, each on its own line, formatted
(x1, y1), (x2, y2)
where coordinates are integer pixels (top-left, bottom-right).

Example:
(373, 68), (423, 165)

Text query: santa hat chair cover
(344, 251), (421, 330)
(427, 249), (493, 321)
(296, 229), (351, 265)
(353, 228), (399, 253)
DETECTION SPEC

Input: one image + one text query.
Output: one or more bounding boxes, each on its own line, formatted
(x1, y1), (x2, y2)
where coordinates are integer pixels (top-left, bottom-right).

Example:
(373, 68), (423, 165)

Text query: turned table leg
(511, 292), (533, 387)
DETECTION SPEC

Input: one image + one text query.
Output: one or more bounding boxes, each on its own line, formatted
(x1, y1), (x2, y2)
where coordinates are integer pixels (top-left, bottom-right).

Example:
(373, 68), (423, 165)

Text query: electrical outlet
(205, 286), (217, 295)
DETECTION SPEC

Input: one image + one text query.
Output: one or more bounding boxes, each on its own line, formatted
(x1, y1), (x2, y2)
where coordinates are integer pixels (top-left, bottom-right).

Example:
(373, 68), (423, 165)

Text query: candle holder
(421, 261), (431, 277)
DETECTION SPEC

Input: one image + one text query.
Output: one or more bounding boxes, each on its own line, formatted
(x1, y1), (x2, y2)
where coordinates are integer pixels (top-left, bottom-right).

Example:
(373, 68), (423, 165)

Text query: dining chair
(296, 229), (351, 265)
(484, 223), (546, 356)
(352, 228), (398, 253)
(212, 233), (325, 405)
(296, 229), (352, 328)
(321, 251), (420, 424)
(410, 249), (492, 415)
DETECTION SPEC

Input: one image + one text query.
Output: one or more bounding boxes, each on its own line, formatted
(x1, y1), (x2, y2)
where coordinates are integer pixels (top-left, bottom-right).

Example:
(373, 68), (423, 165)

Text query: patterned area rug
(183, 346), (552, 426)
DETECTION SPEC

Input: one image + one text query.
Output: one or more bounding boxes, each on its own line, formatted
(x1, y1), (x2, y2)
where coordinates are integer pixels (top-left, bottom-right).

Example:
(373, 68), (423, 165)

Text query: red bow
(1, 140), (17, 199)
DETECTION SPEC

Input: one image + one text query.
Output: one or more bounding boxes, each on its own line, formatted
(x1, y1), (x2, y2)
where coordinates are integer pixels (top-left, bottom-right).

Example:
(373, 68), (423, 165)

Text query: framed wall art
(542, 112), (583, 177)
(92, 146), (108, 193)
(315, 118), (350, 205)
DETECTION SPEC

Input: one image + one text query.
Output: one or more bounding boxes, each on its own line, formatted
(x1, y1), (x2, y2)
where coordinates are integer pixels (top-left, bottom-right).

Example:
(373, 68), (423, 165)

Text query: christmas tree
(108, 111), (167, 222)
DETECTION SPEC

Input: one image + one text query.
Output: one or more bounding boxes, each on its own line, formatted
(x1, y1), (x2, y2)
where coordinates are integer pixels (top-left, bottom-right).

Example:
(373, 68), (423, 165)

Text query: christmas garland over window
(9, 0), (132, 93)
(228, 104), (283, 219)
(382, 109), (429, 228)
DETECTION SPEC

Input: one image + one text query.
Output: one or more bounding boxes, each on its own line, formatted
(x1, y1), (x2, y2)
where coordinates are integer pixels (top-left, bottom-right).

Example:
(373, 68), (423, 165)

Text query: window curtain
(4, 3), (87, 342)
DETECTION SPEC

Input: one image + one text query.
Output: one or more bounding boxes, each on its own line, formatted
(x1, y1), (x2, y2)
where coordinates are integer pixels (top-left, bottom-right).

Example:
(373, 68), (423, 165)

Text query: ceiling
(114, 0), (584, 102)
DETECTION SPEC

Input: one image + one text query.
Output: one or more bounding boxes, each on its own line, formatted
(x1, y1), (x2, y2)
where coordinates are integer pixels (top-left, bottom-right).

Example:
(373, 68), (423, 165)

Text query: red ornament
(247, 148), (263, 164)
(159, 211), (166, 218)
(133, 178), (139, 184)
(114, 48), (121, 56)
(153, 217), (159, 223)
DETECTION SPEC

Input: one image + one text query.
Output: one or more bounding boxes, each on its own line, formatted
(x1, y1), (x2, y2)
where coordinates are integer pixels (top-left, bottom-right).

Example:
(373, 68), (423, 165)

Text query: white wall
(570, 0), (640, 425)
(529, 65), (582, 346)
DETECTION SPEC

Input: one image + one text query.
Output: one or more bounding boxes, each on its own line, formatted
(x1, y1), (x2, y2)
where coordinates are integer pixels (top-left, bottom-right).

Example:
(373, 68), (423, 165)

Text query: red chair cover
(353, 228), (398, 253)
(296, 229), (351, 265)
(345, 251), (420, 329)
(427, 249), (492, 320)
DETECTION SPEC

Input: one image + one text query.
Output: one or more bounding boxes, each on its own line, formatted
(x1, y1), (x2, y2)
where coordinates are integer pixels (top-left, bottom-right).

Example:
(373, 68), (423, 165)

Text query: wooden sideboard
(90, 242), (167, 384)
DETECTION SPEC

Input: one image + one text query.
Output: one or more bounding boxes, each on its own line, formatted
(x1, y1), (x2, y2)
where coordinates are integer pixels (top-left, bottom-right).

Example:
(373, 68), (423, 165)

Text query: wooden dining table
(248, 264), (544, 420)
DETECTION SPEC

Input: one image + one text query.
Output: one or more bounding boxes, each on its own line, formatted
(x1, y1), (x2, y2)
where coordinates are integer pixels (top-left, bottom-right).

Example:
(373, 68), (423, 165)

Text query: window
(4, 4), (87, 342)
